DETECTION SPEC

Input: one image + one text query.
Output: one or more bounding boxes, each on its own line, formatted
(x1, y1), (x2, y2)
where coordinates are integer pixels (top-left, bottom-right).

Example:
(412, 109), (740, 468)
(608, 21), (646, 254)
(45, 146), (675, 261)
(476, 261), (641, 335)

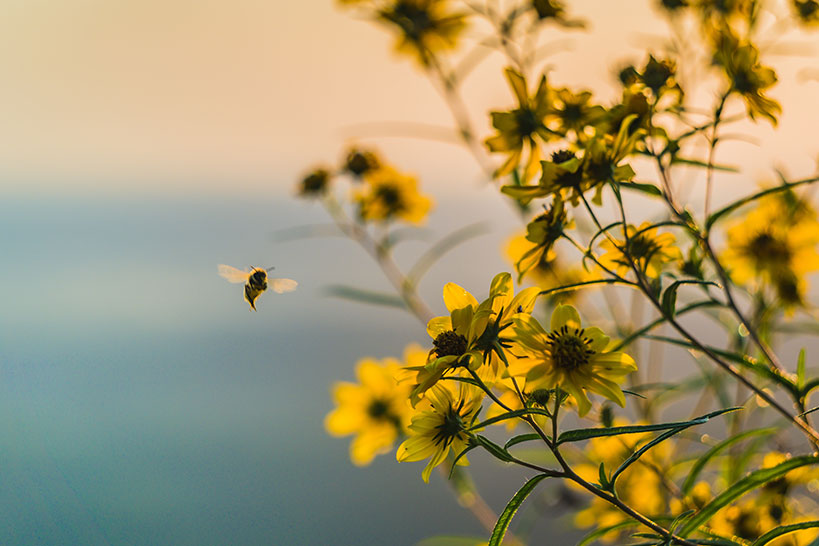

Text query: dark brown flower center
(433, 330), (468, 357)
(748, 231), (791, 263)
(548, 325), (595, 370)
(515, 108), (540, 136)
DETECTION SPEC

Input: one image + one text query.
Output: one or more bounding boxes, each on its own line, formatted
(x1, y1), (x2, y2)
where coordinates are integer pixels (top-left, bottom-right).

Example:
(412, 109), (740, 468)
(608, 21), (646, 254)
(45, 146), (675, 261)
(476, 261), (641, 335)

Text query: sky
(3, 0), (819, 198)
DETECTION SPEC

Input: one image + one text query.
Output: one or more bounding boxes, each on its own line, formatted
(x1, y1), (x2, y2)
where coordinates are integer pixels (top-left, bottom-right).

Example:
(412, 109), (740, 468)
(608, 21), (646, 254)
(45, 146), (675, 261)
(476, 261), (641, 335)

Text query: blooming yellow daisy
(598, 222), (682, 278)
(324, 346), (422, 466)
(396, 381), (483, 483)
(511, 304), (637, 416)
(485, 68), (555, 183)
(355, 166), (433, 224)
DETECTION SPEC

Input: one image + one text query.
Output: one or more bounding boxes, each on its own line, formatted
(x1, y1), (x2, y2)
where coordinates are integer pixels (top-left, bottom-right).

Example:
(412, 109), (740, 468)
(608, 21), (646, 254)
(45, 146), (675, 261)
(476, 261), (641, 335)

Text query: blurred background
(3, 0), (819, 544)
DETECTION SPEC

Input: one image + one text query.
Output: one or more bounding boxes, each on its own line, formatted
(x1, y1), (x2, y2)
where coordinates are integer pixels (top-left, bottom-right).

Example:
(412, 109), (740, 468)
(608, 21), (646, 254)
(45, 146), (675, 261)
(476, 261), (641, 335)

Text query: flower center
(548, 325), (595, 370)
(514, 108), (540, 136)
(367, 399), (390, 419)
(625, 234), (661, 262)
(391, 2), (434, 39)
(375, 185), (404, 213)
(749, 232), (791, 263)
(432, 404), (466, 447)
(433, 330), (468, 358)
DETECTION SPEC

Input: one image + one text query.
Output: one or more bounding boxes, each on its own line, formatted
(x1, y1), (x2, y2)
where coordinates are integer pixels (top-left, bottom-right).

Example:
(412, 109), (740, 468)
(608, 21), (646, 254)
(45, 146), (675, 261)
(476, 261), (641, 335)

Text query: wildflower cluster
(284, 1), (819, 544)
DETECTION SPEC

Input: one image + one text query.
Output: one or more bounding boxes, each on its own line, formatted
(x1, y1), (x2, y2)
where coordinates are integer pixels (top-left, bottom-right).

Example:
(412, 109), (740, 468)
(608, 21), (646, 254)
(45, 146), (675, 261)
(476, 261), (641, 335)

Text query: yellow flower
(343, 146), (381, 178)
(407, 282), (492, 403)
(355, 166), (433, 224)
(722, 193), (819, 308)
(486, 68), (555, 183)
(325, 347), (422, 465)
(549, 87), (606, 138)
(396, 382), (483, 482)
(407, 273), (538, 402)
(598, 222), (682, 278)
(794, 0), (819, 26)
(714, 36), (780, 125)
(376, 0), (468, 67)
(505, 233), (595, 304)
(511, 304), (637, 416)
(297, 167), (332, 198)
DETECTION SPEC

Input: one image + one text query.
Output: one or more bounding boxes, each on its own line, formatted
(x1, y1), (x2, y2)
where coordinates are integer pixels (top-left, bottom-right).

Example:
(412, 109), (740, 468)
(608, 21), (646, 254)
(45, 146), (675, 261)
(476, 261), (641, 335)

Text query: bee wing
(218, 264), (250, 284)
(269, 278), (298, 294)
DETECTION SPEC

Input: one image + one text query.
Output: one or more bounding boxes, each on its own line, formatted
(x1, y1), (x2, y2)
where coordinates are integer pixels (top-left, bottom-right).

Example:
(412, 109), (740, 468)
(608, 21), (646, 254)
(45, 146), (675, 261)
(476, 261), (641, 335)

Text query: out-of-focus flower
(794, 0), (819, 25)
(511, 304), (637, 416)
(325, 348), (421, 465)
(714, 36), (780, 125)
(486, 68), (556, 183)
(355, 166), (433, 224)
(722, 192), (819, 309)
(396, 382), (483, 482)
(298, 168), (332, 197)
(549, 88), (606, 138)
(376, 0), (468, 67)
(598, 222), (682, 278)
(344, 146), (381, 178)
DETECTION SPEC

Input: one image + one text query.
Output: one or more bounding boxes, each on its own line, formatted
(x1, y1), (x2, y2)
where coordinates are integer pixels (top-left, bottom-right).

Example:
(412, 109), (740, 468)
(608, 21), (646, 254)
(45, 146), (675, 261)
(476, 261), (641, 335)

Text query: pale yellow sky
(2, 0), (819, 197)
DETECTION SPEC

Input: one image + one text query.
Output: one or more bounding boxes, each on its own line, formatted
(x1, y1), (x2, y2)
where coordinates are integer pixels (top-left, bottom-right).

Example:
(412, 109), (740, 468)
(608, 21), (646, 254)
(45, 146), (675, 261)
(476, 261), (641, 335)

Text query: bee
(218, 264), (298, 311)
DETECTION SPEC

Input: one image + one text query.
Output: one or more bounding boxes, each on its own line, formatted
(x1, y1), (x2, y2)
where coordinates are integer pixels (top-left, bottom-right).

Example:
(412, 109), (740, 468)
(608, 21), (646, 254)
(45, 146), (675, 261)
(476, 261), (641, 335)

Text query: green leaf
(488, 474), (550, 546)
(469, 408), (553, 430)
(449, 441), (480, 478)
(324, 285), (406, 309)
(416, 536), (488, 546)
(750, 522), (819, 546)
(706, 177), (819, 230)
(474, 435), (515, 463)
(609, 426), (691, 488)
(598, 462), (610, 490)
(619, 181), (663, 197)
(504, 433), (541, 450)
(681, 427), (778, 495)
(678, 455), (819, 537)
(538, 278), (638, 298)
(661, 281), (720, 319)
(798, 349), (806, 390)
(557, 408), (740, 445)
(670, 157), (739, 173)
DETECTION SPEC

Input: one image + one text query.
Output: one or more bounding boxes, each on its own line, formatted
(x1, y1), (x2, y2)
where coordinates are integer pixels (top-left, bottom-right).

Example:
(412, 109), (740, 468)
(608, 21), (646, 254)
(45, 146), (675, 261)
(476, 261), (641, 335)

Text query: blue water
(0, 189), (578, 545)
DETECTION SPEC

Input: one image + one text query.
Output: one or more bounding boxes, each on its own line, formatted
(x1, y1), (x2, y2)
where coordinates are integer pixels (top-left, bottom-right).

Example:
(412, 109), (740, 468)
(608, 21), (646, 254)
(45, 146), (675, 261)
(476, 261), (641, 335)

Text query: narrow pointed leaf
(488, 474), (550, 546)
(750, 522), (819, 546)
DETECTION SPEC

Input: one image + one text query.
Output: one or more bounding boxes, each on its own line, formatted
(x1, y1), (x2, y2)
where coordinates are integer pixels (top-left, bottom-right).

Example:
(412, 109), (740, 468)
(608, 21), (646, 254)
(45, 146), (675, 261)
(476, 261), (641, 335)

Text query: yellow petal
(443, 283), (478, 312)
(551, 304), (582, 331)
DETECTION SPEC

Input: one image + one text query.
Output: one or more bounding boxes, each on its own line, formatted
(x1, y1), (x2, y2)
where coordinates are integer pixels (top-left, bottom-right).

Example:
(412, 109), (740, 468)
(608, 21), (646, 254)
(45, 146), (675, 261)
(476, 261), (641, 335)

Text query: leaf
(706, 177), (819, 230)
(798, 349), (806, 390)
(469, 408), (552, 430)
(488, 474), (550, 546)
(449, 440), (480, 478)
(661, 281), (720, 319)
(750, 522), (819, 546)
(678, 455), (819, 537)
(504, 433), (541, 450)
(619, 181), (663, 197)
(670, 157), (739, 173)
(609, 426), (692, 488)
(681, 427), (778, 495)
(324, 285), (406, 309)
(557, 408), (740, 445)
(538, 278), (639, 298)
(416, 536), (489, 546)
(474, 435), (515, 463)
(598, 462), (610, 490)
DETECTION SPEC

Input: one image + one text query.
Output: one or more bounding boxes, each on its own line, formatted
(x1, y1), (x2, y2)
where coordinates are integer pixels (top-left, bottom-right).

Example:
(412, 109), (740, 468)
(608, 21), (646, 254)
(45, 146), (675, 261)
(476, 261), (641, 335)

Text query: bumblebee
(218, 264), (297, 311)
